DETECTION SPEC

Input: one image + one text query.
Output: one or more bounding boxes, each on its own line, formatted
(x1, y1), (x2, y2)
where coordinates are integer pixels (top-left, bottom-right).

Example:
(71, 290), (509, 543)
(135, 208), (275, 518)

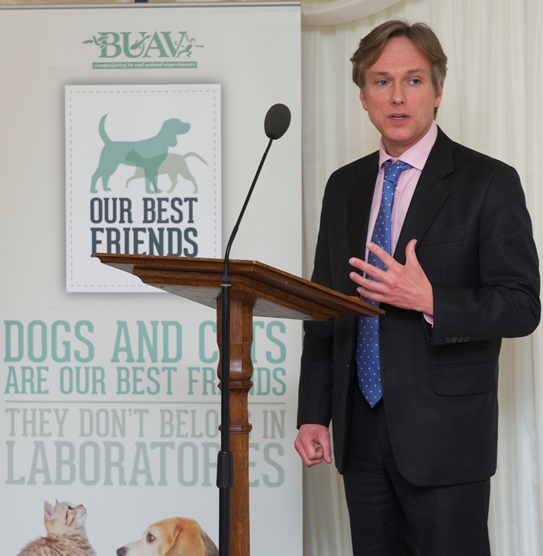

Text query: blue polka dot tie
(357, 160), (412, 407)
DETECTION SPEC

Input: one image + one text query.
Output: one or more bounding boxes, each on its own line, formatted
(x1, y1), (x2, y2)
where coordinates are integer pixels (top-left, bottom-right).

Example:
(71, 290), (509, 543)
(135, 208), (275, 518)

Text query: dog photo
(117, 517), (218, 556)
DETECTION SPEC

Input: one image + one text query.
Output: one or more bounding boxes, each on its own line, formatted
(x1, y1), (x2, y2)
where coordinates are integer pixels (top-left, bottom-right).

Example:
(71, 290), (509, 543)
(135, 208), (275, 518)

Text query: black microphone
(223, 103), (291, 269)
(264, 103), (291, 140)
(217, 103), (291, 556)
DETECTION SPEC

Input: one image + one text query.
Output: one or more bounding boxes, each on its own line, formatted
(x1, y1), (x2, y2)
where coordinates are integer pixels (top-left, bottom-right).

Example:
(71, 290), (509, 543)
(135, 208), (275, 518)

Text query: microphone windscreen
(264, 103), (291, 140)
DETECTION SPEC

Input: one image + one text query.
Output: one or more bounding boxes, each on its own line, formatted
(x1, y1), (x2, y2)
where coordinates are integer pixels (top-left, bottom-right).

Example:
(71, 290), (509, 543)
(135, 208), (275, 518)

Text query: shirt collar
(378, 122), (438, 171)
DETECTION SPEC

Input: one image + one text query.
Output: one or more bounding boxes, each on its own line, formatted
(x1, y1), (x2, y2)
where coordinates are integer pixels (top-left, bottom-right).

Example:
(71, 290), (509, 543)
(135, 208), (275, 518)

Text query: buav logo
(83, 32), (204, 69)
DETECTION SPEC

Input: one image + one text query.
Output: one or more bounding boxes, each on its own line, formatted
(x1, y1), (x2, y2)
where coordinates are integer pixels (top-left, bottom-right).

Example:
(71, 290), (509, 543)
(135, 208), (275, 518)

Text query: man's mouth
(390, 114), (408, 120)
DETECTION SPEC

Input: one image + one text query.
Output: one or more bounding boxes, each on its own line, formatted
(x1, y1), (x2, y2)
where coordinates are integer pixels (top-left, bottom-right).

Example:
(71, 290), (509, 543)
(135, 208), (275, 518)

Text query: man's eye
(408, 78), (421, 85)
(376, 80), (389, 86)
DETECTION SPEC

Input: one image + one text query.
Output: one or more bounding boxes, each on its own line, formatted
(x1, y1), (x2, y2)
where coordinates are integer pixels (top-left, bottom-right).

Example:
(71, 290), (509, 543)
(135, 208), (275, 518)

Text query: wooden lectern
(95, 254), (382, 556)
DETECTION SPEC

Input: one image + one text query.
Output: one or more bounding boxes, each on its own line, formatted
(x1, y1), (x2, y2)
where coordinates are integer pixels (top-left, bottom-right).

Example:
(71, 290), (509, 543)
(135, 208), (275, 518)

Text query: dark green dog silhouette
(90, 114), (190, 193)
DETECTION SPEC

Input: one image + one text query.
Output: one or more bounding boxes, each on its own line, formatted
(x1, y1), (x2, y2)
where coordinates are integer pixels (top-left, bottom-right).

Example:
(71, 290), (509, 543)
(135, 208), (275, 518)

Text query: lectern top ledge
(94, 253), (383, 321)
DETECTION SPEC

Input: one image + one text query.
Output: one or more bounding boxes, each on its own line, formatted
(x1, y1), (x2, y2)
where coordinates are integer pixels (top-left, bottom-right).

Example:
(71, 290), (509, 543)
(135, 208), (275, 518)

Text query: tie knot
(383, 160), (412, 185)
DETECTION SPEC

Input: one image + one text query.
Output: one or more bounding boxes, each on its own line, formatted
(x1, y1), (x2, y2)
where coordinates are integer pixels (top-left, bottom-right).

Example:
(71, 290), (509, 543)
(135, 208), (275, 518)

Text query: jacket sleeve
(296, 175), (337, 428)
(430, 163), (540, 345)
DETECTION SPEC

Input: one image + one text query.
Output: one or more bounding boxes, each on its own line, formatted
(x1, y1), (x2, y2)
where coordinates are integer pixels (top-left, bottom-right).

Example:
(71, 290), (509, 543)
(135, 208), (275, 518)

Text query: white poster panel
(0, 4), (302, 555)
(66, 84), (221, 291)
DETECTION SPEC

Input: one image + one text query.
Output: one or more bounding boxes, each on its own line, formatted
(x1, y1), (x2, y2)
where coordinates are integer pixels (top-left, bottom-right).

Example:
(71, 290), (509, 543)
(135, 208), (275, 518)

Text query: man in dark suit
(295, 20), (540, 556)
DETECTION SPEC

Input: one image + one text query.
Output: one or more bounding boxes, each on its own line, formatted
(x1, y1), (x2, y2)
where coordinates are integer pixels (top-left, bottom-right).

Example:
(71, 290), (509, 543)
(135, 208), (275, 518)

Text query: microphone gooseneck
(223, 103), (291, 278)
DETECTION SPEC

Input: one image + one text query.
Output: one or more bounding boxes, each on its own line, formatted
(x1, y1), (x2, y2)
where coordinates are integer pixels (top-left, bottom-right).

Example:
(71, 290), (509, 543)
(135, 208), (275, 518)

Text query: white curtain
(300, 0), (543, 554)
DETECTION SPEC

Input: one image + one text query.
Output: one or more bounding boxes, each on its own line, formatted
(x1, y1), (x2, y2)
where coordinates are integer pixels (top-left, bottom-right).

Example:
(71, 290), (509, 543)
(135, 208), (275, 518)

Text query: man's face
(360, 36), (443, 157)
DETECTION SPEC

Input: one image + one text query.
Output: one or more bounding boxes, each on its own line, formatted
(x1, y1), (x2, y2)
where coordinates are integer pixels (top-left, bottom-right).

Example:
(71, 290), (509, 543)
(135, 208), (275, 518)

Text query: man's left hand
(349, 238), (434, 316)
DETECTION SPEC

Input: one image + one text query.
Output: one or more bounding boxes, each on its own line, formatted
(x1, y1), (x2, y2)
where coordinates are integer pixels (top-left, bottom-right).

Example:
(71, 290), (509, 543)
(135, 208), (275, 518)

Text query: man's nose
(391, 83), (406, 104)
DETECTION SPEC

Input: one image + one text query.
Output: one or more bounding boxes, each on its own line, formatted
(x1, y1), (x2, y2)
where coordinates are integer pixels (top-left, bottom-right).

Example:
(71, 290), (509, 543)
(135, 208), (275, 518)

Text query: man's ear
(434, 85), (444, 109)
(359, 88), (369, 112)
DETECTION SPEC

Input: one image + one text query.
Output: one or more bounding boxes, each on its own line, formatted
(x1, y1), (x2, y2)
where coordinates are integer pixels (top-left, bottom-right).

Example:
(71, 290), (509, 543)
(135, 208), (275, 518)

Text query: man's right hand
(294, 424), (333, 467)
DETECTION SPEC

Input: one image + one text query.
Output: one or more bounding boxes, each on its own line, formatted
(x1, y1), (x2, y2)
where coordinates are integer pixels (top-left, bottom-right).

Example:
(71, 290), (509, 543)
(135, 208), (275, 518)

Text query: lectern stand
(95, 254), (382, 556)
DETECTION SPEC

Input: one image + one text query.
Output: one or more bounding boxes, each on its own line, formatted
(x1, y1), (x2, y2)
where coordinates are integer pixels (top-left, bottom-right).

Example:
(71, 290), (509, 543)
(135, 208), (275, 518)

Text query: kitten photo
(17, 500), (96, 556)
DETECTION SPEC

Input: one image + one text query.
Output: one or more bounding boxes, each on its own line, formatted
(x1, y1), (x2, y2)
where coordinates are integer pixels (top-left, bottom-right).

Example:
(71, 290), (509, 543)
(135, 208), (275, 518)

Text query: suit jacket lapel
(394, 128), (455, 264)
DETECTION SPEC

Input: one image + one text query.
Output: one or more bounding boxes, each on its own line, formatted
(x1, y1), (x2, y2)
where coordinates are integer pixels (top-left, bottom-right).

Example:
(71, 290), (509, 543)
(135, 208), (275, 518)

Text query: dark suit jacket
(297, 128), (540, 487)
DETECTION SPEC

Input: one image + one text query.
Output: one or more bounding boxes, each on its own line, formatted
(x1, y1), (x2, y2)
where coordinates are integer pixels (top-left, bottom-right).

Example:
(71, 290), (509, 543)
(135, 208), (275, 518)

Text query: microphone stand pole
(217, 136), (275, 556)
